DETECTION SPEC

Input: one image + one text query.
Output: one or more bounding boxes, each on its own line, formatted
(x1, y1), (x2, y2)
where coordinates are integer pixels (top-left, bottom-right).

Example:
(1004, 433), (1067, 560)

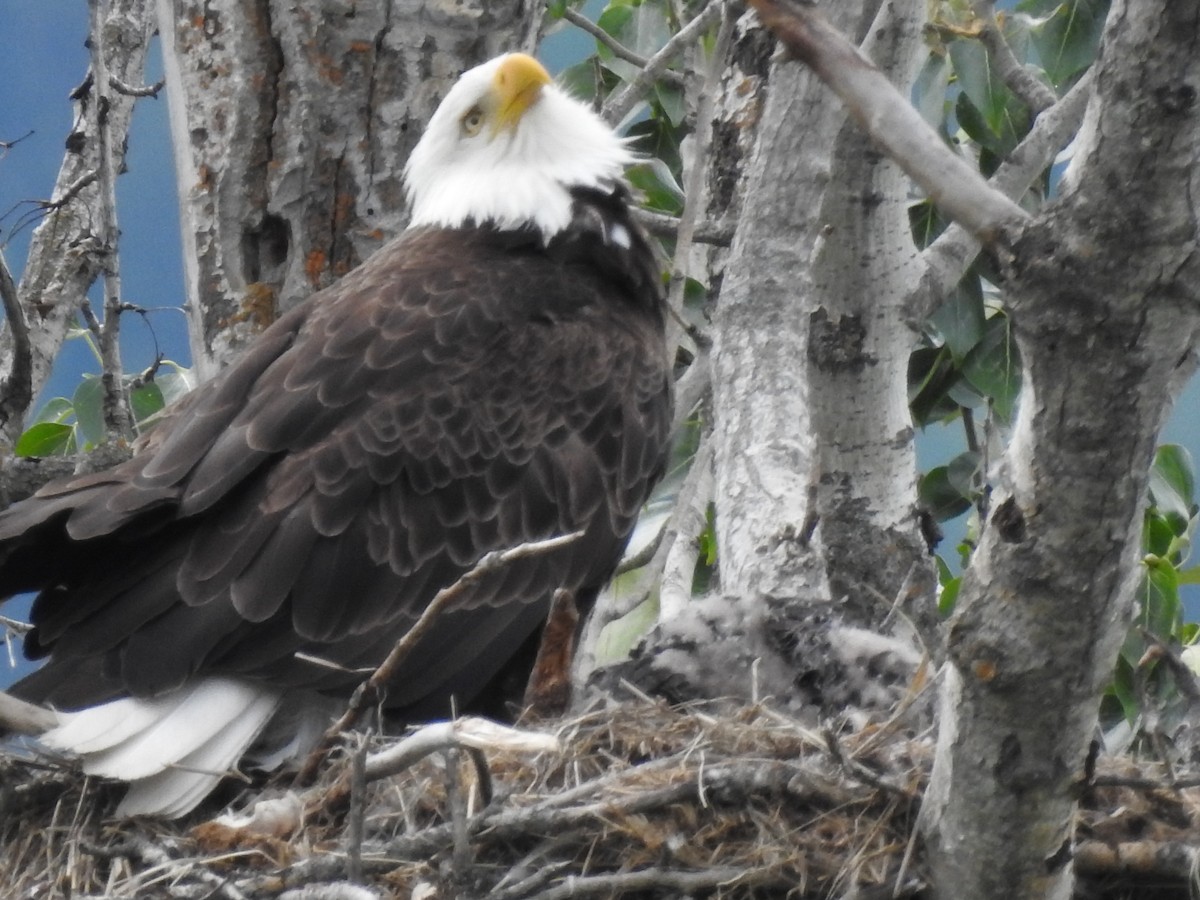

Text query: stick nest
(2, 698), (1198, 899)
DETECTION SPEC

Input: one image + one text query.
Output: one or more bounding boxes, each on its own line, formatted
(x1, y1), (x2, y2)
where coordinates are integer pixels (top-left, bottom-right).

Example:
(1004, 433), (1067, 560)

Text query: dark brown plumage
(1, 187), (669, 719)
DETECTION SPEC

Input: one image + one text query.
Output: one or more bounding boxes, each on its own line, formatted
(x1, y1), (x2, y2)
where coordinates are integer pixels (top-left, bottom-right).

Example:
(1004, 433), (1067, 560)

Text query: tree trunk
(155, 0), (541, 376)
(923, 3), (1200, 897)
(705, 0), (934, 716)
(0, 0), (155, 442)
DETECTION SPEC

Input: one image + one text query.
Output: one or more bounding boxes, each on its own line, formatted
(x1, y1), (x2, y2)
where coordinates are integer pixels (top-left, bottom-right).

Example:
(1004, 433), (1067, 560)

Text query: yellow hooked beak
(491, 54), (552, 135)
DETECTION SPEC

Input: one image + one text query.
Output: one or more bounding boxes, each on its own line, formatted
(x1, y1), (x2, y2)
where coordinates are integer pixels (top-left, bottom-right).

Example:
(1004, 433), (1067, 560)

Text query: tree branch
(88, 0), (133, 440)
(0, 249), (32, 443)
(747, 0), (1028, 248)
(0, 690), (56, 735)
(968, 0), (1057, 115)
(911, 69), (1093, 324)
(297, 531), (584, 782)
(602, 1), (725, 125)
(561, 8), (684, 87)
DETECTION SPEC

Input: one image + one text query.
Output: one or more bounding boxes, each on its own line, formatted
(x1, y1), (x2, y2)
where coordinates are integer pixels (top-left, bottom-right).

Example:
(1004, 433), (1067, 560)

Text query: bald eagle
(0, 54), (671, 817)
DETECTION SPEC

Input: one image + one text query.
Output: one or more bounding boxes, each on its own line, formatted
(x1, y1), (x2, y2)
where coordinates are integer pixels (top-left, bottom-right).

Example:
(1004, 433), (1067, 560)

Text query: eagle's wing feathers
(15, 224), (668, 715)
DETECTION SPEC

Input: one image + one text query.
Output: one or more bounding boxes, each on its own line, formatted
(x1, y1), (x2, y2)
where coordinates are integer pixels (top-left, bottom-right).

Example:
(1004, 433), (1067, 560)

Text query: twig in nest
(297, 531), (582, 783)
(521, 864), (780, 899)
(364, 717), (558, 785)
(0, 690), (57, 735)
(822, 727), (913, 798)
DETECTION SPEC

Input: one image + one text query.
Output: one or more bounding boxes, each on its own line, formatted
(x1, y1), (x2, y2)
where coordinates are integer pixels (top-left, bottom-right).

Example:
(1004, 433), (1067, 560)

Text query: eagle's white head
(405, 54), (633, 242)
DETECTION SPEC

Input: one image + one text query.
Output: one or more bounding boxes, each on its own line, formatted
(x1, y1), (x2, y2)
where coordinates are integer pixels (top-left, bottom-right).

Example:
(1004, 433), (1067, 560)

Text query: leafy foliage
(15, 352), (192, 457)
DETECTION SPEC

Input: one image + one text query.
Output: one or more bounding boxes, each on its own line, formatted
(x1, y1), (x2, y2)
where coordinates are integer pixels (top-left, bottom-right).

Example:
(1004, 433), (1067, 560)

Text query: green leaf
(913, 52), (953, 129)
(946, 451), (982, 498)
(72, 375), (106, 449)
(935, 555), (961, 616)
(949, 38), (1002, 130)
(626, 158), (685, 214)
(1023, 0), (1111, 88)
(909, 199), (948, 249)
(961, 313), (1021, 422)
(931, 277), (986, 363)
(1148, 444), (1195, 534)
(1142, 557), (1182, 638)
(14, 421), (74, 458)
(156, 368), (195, 407)
(653, 80), (686, 127)
(130, 381), (166, 424)
(908, 346), (965, 426)
(920, 465), (974, 522)
(29, 396), (75, 426)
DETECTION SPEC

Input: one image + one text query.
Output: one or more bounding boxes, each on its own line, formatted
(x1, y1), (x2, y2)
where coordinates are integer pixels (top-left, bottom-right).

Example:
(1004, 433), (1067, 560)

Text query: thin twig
(0, 690), (57, 735)
(523, 866), (776, 900)
(603, 1), (726, 125)
(563, 7), (648, 66)
(108, 74), (165, 98)
(297, 531), (583, 782)
(632, 207), (734, 246)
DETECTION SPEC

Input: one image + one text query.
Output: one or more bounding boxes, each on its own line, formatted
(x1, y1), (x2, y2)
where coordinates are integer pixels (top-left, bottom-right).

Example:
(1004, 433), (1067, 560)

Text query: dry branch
(298, 532), (584, 781)
(0, 690), (56, 734)
(2, 699), (1198, 898)
(747, 0), (1028, 248)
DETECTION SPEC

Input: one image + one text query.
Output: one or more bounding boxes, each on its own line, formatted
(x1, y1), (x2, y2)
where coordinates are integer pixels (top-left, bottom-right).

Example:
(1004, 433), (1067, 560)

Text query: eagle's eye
(461, 106), (485, 136)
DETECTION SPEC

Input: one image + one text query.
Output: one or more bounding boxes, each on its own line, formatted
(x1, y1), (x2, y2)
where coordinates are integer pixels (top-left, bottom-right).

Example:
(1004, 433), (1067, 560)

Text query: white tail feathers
(41, 677), (282, 818)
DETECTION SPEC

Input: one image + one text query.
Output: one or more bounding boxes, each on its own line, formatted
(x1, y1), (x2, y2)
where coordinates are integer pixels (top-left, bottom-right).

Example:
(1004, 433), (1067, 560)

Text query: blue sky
(1, 6), (1197, 690)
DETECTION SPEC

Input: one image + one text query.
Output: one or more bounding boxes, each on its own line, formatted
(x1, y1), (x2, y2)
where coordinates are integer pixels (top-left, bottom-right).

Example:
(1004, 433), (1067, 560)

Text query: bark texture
(923, 3), (1200, 898)
(0, 0), (155, 442)
(703, 0), (934, 716)
(156, 0), (540, 377)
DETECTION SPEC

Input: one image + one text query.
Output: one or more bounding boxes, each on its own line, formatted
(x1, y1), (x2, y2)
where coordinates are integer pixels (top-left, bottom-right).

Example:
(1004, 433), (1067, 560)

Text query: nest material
(1, 699), (1198, 899)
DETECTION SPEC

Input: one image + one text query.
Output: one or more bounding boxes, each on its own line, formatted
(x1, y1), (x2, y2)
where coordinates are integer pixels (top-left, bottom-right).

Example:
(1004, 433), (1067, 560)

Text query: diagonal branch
(296, 531), (584, 783)
(910, 69), (1094, 324)
(747, 0), (1028, 248)
(602, 1), (726, 125)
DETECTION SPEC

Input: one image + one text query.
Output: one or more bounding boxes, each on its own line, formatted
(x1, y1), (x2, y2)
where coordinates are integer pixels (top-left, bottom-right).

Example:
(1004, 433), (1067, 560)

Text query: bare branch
(297, 531), (584, 781)
(657, 440), (714, 620)
(108, 74), (165, 98)
(0, 690), (56, 735)
(603, 1), (725, 125)
(968, 0), (1057, 115)
(747, 0), (1028, 248)
(664, 3), (734, 353)
(912, 69), (1093, 323)
(88, 0), (133, 439)
(0, 249), (32, 442)
(522, 866), (776, 900)
(632, 208), (733, 246)
(561, 8), (683, 86)
(362, 717), (559, 783)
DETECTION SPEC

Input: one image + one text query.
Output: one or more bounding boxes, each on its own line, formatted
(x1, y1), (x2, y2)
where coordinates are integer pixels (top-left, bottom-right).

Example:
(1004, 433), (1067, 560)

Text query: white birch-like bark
(0, 0), (155, 443)
(706, 0), (935, 713)
(923, 3), (1200, 897)
(155, 0), (541, 377)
